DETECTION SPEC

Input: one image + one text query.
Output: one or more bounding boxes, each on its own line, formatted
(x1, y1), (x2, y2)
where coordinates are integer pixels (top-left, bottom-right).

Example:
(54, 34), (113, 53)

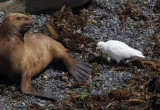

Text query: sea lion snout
(20, 21), (33, 32)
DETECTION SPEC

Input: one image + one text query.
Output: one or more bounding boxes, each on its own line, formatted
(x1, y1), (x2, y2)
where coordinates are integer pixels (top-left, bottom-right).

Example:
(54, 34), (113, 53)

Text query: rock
(0, 0), (15, 10)
(26, 0), (91, 13)
(0, 0), (91, 13)
(0, 0), (26, 13)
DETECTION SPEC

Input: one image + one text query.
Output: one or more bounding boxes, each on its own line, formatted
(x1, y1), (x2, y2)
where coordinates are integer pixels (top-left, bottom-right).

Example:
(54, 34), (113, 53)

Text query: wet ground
(0, 0), (160, 109)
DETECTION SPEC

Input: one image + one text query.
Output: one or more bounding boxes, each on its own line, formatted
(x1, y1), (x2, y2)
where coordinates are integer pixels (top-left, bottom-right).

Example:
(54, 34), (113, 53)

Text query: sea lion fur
(0, 13), (93, 100)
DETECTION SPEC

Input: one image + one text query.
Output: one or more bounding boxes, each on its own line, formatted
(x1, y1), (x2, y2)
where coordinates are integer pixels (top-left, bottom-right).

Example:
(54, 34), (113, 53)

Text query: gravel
(0, 0), (160, 109)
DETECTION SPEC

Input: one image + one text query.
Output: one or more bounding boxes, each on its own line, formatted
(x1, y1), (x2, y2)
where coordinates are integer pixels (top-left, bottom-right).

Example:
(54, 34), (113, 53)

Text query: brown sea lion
(0, 13), (93, 100)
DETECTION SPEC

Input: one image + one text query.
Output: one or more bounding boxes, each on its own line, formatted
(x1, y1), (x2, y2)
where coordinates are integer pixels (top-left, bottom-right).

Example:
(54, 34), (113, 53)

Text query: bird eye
(16, 17), (23, 20)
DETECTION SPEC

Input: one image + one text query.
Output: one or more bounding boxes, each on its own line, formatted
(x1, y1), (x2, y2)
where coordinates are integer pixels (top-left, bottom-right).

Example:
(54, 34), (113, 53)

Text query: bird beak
(96, 47), (100, 51)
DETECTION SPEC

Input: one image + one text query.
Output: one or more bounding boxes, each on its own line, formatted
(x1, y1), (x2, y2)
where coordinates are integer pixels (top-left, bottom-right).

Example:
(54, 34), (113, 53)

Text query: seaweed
(118, 1), (149, 27)
(109, 89), (133, 100)
(154, 0), (160, 12)
(49, 7), (95, 52)
(27, 103), (44, 110)
(56, 93), (112, 110)
(152, 34), (160, 58)
(42, 3), (160, 110)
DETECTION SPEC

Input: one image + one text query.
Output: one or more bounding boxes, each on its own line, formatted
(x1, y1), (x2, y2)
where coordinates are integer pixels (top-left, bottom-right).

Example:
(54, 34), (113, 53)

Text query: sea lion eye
(16, 17), (24, 20)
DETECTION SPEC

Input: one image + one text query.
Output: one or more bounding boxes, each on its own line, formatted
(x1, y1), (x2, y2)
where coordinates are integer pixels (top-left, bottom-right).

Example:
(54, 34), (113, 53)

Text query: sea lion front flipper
(63, 55), (94, 82)
(21, 72), (57, 100)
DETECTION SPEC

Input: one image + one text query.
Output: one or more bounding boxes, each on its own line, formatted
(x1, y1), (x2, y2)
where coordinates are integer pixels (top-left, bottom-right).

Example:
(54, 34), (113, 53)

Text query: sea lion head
(1, 13), (33, 35)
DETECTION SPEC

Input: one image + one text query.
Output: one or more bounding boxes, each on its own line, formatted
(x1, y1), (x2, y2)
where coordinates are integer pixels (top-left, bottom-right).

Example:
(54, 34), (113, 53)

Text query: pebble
(0, 0), (159, 109)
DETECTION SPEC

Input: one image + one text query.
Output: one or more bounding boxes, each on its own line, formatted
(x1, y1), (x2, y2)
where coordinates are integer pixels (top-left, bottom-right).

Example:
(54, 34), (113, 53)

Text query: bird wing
(109, 42), (144, 60)
(102, 40), (144, 62)
(109, 44), (131, 57)
(106, 42), (132, 62)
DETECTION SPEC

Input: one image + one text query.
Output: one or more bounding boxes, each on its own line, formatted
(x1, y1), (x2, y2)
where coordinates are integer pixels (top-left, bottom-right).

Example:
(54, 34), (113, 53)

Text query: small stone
(42, 75), (48, 79)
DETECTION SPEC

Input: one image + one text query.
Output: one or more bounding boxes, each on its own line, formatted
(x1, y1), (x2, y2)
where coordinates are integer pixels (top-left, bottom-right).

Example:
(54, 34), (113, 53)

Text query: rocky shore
(0, 0), (159, 109)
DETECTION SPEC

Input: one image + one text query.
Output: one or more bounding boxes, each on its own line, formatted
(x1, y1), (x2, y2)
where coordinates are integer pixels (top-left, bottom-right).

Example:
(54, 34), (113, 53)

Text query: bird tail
(131, 48), (145, 58)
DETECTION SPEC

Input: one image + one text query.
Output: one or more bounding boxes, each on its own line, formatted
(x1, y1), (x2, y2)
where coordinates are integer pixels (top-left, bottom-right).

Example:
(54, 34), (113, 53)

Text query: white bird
(97, 40), (145, 63)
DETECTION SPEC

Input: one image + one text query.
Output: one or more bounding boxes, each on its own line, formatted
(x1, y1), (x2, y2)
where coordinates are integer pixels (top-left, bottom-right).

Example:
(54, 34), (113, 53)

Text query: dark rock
(0, 0), (15, 10)
(0, 0), (91, 13)
(26, 0), (92, 13)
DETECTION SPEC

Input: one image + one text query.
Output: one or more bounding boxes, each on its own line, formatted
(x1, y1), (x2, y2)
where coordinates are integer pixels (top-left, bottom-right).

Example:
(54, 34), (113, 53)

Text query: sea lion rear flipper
(72, 61), (93, 82)
(63, 55), (94, 82)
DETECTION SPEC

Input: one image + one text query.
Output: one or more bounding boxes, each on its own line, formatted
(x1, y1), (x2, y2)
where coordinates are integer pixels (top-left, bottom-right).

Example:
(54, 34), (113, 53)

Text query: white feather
(97, 40), (145, 63)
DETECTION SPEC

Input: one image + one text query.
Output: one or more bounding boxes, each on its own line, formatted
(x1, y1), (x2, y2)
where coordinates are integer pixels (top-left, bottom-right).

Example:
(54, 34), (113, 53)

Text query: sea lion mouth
(21, 23), (33, 32)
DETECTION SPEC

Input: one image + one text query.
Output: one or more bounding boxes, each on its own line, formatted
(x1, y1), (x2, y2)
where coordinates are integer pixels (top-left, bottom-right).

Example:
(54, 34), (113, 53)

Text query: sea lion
(0, 13), (93, 100)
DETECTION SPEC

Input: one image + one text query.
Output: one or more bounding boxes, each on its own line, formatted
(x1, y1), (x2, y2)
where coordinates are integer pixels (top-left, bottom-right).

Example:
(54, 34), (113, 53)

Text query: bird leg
(110, 61), (120, 70)
(111, 59), (130, 70)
